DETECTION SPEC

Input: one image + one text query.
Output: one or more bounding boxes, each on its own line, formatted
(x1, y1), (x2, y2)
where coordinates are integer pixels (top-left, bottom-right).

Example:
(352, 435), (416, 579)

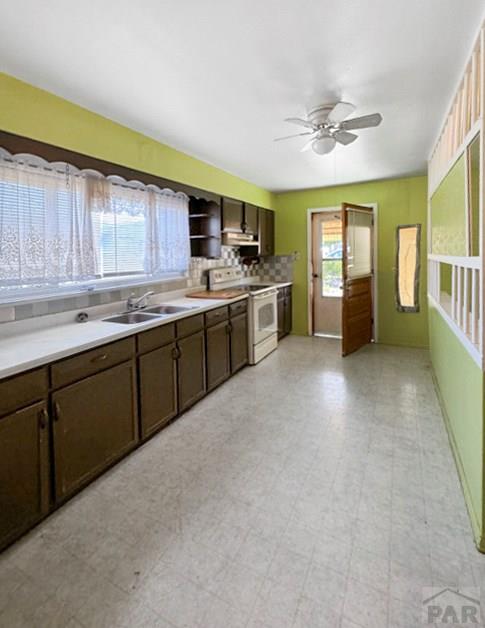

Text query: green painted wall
(428, 302), (483, 542)
(430, 154), (467, 256)
(274, 175), (428, 347)
(0, 73), (274, 208)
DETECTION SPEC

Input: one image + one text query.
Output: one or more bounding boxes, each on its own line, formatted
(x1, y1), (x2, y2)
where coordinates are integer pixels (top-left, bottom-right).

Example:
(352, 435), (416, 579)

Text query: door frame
(306, 204), (379, 340)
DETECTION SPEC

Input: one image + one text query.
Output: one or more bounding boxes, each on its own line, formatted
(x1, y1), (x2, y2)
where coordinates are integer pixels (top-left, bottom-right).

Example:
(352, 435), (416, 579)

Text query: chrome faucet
(126, 291), (155, 311)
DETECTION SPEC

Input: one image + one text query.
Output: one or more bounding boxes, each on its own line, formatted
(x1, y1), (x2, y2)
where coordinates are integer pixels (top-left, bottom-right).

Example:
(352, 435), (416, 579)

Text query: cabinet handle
(226, 323), (232, 334)
(53, 401), (61, 422)
(91, 353), (108, 363)
(172, 346), (181, 360)
(38, 407), (49, 429)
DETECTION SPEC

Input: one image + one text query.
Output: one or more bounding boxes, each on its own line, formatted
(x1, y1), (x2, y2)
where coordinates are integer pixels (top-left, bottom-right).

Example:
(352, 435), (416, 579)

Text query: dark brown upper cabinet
(52, 360), (138, 502)
(243, 203), (259, 235)
(221, 197), (244, 233)
(259, 208), (275, 256)
(0, 401), (50, 551)
(176, 329), (206, 413)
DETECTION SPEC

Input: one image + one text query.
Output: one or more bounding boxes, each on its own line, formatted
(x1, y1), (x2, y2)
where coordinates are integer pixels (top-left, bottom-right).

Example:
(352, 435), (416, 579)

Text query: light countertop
(0, 281), (292, 379)
(0, 293), (247, 380)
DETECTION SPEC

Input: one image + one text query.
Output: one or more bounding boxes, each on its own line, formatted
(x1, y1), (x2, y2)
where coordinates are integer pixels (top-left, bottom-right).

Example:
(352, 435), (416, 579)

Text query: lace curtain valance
(0, 149), (190, 294)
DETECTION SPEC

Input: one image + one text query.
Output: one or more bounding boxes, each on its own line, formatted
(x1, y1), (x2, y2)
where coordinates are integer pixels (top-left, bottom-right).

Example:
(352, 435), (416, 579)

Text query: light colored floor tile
(343, 577), (388, 628)
(0, 337), (482, 628)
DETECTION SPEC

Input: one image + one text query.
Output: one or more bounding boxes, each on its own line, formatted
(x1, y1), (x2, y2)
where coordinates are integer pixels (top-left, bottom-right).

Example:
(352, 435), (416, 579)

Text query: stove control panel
(208, 267), (243, 289)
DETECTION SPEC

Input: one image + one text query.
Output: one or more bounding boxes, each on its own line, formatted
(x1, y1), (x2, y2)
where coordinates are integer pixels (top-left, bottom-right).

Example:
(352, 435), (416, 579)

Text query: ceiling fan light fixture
(312, 136), (336, 155)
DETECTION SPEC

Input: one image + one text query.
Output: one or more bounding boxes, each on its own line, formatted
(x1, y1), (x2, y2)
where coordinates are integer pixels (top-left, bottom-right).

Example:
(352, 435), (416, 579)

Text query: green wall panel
(428, 302), (483, 541)
(0, 73), (275, 209)
(274, 176), (429, 347)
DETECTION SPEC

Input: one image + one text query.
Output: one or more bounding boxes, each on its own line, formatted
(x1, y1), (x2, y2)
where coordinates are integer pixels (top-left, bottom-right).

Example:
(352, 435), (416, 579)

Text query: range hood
(222, 231), (259, 247)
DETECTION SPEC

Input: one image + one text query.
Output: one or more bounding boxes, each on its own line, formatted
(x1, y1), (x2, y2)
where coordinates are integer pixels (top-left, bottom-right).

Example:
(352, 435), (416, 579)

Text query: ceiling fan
(274, 102), (383, 155)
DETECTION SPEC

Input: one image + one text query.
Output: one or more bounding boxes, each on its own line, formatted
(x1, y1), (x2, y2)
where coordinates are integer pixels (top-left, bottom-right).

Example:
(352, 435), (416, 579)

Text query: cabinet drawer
(137, 323), (175, 354)
(0, 368), (48, 417)
(51, 338), (135, 389)
(205, 306), (229, 327)
(176, 314), (204, 338)
(229, 300), (247, 317)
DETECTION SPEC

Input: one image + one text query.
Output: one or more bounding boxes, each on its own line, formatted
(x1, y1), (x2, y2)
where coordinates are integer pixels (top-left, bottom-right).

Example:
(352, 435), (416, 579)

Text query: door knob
(312, 273), (319, 279)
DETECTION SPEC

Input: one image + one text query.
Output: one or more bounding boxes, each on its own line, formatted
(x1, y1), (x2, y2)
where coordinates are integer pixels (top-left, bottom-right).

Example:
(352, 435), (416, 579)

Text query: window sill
(0, 273), (187, 308)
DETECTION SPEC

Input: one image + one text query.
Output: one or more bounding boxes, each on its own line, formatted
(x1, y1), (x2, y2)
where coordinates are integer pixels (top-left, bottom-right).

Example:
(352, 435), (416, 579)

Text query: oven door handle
(252, 290), (278, 300)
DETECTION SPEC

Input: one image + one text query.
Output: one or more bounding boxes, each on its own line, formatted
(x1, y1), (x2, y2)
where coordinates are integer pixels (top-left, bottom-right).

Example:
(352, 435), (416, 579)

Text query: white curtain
(145, 188), (190, 275)
(0, 156), (97, 288)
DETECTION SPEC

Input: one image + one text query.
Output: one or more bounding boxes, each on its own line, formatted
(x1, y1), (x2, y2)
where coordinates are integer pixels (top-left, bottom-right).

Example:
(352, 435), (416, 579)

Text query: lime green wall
(274, 175), (428, 347)
(430, 154), (467, 256)
(429, 302), (483, 542)
(0, 73), (274, 208)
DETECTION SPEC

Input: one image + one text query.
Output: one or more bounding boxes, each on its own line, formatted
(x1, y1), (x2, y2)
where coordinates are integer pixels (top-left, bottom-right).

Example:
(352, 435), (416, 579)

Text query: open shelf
(189, 197), (222, 258)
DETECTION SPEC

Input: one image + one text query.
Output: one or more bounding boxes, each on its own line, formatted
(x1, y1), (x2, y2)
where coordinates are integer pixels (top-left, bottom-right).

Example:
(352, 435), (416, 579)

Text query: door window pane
(346, 210), (372, 278)
(322, 260), (343, 297)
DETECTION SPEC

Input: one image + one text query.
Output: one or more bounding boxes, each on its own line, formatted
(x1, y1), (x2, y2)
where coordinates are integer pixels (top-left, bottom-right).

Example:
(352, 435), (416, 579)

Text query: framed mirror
(396, 224), (421, 312)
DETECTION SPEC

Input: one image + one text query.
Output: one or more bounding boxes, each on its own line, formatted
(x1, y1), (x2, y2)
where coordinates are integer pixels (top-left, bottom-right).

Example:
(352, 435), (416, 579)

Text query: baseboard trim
(430, 365), (484, 551)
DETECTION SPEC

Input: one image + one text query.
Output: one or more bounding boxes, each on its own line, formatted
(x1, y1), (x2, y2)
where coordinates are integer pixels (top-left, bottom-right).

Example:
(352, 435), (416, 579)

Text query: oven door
(252, 290), (278, 345)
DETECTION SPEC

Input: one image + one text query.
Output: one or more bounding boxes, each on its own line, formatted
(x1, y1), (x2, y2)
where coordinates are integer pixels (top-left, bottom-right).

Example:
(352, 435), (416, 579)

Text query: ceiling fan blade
(300, 137), (315, 152)
(327, 102), (356, 123)
(274, 131), (315, 142)
(341, 113), (383, 131)
(284, 117), (316, 130)
(333, 130), (358, 145)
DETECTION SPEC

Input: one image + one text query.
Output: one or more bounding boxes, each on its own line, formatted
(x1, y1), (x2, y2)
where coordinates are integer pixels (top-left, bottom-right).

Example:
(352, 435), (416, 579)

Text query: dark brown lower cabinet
(177, 331), (206, 412)
(277, 294), (285, 339)
(284, 289), (292, 336)
(230, 313), (248, 373)
(0, 402), (50, 550)
(206, 320), (231, 391)
(52, 361), (138, 502)
(139, 343), (178, 439)
(277, 287), (293, 339)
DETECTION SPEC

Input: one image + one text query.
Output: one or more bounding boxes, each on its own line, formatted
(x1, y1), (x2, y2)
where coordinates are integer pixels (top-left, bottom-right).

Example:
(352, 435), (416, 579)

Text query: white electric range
(207, 267), (278, 364)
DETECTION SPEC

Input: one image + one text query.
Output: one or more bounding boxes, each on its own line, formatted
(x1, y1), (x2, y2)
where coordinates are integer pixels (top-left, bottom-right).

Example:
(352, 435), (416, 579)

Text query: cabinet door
(277, 295), (285, 339)
(243, 203), (259, 235)
(230, 313), (248, 373)
(259, 209), (275, 255)
(177, 331), (206, 412)
(52, 361), (138, 502)
(222, 198), (243, 232)
(0, 402), (50, 550)
(139, 343), (177, 439)
(206, 320), (231, 391)
(284, 291), (292, 336)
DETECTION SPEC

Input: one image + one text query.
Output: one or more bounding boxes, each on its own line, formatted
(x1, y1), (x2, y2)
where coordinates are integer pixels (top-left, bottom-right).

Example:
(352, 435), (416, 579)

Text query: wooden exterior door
(342, 203), (374, 356)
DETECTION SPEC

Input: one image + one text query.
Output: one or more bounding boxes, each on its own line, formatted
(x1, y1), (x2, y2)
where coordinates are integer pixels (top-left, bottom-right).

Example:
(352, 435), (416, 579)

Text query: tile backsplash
(1, 247), (294, 324)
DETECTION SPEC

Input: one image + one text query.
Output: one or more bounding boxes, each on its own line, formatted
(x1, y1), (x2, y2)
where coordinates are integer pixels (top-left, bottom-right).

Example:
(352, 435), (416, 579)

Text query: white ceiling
(0, 0), (484, 191)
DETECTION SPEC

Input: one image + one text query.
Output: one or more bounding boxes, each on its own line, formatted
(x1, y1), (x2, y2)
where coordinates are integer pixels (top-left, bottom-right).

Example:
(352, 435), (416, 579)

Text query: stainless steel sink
(103, 312), (158, 324)
(145, 304), (195, 315)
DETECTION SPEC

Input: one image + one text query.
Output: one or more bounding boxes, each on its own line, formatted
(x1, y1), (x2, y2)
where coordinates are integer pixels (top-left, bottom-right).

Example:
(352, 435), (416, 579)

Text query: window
(321, 217), (343, 297)
(396, 224), (421, 312)
(0, 152), (190, 301)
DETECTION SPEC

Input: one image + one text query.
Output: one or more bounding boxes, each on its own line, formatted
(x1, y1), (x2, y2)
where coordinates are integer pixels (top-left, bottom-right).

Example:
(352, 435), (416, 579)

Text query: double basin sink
(103, 304), (195, 325)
